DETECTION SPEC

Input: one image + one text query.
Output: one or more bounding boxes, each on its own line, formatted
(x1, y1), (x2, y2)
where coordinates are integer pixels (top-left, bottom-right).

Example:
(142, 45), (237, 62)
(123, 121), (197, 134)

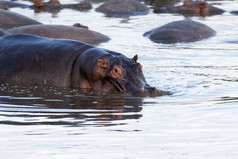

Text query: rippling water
(1, 0), (238, 158)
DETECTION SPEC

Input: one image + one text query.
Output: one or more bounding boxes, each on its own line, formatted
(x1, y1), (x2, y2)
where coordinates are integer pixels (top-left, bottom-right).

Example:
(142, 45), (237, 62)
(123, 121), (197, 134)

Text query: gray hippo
(0, 0), (92, 12)
(0, 34), (166, 96)
(0, 1), (29, 9)
(0, 10), (42, 30)
(96, 0), (149, 17)
(143, 20), (216, 44)
(146, 0), (181, 8)
(32, 0), (92, 12)
(154, 1), (225, 17)
(7, 24), (110, 45)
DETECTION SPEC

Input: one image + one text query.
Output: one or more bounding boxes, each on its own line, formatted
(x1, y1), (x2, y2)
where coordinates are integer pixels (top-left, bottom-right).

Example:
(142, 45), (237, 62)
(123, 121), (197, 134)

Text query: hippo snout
(134, 86), (168, 97)
(146, 87), (157, 93)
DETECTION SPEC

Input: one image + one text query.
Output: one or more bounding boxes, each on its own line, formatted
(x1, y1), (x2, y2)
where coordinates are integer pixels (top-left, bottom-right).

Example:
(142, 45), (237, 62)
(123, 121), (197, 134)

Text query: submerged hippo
(0, 10), (42, 30)
(96, 0), (149, 17)
(154, 1), (225, 17)
(0, 34), (166, 96)
(0, 0), (91, 13)
(144, 20), (216, 44)
(7, 24), (110, 45)
(0, 1), (29, 9)
(32, 0), (92, 12)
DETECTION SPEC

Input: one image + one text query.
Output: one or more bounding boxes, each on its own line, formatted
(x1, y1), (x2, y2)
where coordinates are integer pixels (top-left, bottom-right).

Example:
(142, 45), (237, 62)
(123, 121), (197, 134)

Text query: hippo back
(7, 24), (110, 45)
(144, 20), (216, 44)
(0, 34), (92, 87)
(0, 10), (41, 29)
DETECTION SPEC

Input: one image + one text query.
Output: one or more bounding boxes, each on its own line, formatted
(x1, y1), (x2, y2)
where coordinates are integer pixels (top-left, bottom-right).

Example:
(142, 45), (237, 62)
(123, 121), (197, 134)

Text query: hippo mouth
(108, 78), (126, 93)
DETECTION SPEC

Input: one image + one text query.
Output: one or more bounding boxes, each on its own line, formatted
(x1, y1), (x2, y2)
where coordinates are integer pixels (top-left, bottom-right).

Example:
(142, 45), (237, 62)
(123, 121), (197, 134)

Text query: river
(1, 0), (238, 158)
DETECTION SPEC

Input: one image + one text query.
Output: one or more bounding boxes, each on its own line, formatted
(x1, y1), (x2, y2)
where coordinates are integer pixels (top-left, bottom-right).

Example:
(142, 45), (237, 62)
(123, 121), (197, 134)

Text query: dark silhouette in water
(144, 20), (216, 44)
(96, 0), (149, 17)
(0, 10), (41, 30)
(153, 0), (225, 17)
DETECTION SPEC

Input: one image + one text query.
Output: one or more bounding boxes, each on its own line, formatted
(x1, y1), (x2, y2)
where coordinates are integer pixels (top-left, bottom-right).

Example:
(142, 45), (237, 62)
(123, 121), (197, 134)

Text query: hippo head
(72, 48), (165, 96)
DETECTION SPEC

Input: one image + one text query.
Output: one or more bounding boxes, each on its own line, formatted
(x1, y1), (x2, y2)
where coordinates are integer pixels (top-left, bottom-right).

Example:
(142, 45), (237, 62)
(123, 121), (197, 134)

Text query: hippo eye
(111, 66), (123, 79)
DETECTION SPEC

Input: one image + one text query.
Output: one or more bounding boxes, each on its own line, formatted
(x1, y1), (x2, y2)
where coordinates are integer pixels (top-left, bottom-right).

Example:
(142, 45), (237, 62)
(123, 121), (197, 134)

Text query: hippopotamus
(0, 28), (10, 37)
(0, 0), (91, 13)
(0, 10), (42, 30)
(0, 34), (166, 96)
(96, 0), (149, 17)
(32, 0), (92, 13)
(154, 1), (225, 17)
(143, 20), (216, 44)
(0, 1), (29, 9)
(7, 24), (110, 45)
(146, 0), (181, 8)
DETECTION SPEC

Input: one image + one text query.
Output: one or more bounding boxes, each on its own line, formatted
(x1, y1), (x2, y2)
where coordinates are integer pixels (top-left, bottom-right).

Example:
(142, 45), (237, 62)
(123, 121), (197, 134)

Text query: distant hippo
(0, 34), (166, 96)
(145, 0), (181, 8)
(0, 10), (42, 30)
(96, 0), (149, 17)
(0, 1), (29, 9)
(0, 28), (10, 36)
(32, 0), (92, 12)
(1, 0), (92, 12)
(154, 1), (225, 17)
(7, 24), (110, 45)
(143, 20), (216, 44)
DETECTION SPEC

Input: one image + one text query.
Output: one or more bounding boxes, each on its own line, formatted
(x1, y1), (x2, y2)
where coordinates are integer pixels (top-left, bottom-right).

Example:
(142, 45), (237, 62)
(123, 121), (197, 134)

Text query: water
(1, 0), (238, 158)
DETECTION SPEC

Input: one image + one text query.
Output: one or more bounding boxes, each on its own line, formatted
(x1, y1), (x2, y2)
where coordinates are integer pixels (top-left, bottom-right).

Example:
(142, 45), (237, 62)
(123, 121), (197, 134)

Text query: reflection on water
(1, 0), (238, 158)
(0, 84), (143, 126)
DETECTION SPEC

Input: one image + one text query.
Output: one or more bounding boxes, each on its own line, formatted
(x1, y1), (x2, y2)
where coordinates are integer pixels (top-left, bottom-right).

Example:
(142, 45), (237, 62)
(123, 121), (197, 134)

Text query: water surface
(1, 0), (238, 158)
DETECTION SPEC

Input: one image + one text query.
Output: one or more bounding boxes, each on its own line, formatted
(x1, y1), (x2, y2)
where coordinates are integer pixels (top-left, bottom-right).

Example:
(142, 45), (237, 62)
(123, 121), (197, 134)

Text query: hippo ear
(97, 59), (108, 69)
(132, 54), (138, 63)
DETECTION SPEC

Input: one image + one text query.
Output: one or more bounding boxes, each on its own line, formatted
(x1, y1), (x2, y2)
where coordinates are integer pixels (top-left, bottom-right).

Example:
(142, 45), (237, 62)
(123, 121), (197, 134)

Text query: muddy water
(1, 0), (238, 158)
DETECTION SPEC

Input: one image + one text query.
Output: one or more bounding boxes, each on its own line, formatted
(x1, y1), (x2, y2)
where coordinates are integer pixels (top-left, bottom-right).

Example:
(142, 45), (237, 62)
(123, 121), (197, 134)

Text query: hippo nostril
(147, 87), (157, 93)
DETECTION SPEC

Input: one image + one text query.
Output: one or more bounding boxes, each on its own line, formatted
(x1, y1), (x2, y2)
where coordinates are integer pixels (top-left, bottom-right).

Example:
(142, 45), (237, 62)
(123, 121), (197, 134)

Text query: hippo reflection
(0, 84), (143, 126)
(0, 34), (166, 97)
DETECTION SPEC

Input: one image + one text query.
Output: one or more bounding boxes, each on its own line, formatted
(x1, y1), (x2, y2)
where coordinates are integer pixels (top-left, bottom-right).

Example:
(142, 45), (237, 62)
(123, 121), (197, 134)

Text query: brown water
(1, 0), (238, 158)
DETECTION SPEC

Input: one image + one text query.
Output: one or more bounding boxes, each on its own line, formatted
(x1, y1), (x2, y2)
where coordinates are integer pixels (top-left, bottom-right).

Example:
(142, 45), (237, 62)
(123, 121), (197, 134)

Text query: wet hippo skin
(0, 34), (166, 96)
(143, 20), (216, 44)
(0, 0), (92, 12)
(32, 0), (92, 13)
(0, 1), (29, 9)
(96, 0), (149, 16)
(7, 24), (110, 45)
(0, 10), (42, 30)
(154, 1), (225, 17)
